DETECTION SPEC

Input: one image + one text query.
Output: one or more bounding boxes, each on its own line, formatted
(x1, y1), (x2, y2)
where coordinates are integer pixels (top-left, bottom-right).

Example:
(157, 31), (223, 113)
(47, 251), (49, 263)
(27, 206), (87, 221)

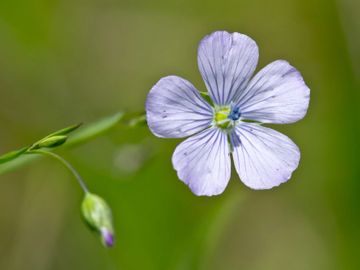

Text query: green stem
(27, 150), (89, 193)
(0, 111), (145, 176)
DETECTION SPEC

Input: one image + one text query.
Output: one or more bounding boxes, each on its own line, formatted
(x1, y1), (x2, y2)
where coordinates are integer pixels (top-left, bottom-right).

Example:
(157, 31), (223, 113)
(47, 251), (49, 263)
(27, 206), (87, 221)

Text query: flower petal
(146, 76), (213, 138)
(197, 31), (259, 106)
(230, 123), (300, 189)
(172, 127), (231, 196)
(237, 60), (310, 124)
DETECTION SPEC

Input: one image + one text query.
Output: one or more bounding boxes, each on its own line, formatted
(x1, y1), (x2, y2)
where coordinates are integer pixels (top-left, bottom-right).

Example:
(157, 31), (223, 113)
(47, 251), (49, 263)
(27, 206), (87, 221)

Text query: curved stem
(27, 150), (89, 193)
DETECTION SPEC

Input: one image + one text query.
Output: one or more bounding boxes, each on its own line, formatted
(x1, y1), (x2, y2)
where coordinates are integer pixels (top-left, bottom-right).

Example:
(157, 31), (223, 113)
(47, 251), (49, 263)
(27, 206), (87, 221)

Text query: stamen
(228, 106), (241, 121)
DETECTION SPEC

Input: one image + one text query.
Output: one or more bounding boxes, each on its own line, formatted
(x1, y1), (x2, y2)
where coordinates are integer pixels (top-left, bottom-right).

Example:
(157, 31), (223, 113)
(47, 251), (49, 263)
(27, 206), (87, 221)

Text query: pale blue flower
(146, 31), (310, 196)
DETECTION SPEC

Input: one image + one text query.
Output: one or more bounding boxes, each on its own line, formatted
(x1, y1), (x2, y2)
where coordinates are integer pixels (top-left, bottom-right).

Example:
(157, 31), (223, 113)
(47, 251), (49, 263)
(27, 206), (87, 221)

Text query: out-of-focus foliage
(0, 0), (359, 269)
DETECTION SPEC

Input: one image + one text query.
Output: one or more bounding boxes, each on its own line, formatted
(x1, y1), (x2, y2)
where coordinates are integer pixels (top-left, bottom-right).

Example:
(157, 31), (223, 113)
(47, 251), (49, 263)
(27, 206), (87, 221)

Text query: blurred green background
(0, 0), (359, 269)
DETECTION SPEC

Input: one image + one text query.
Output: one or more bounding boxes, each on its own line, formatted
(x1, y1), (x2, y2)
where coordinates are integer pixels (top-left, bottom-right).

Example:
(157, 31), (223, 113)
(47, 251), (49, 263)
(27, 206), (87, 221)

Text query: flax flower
(146, 31), (310, 196)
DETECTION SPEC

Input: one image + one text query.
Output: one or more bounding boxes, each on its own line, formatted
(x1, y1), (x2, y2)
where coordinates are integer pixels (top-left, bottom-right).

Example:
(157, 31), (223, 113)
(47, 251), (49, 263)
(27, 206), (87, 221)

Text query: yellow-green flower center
(214, 106), (232, 129)
(213, 105), (242, 130)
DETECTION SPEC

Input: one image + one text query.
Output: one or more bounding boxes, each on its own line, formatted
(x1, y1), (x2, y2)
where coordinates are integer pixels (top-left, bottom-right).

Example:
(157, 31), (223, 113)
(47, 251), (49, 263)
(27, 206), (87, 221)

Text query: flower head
(146, 31), (310, 196)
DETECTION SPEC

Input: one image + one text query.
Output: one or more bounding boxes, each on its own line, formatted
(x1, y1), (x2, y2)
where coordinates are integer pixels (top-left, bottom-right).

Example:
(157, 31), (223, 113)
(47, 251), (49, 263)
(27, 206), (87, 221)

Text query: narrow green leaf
(0, 154), (38, 174)
(67, 112), (124, 147)
(128, 114), (146, 128)
(0, 147), (29, 164)
(46, 123), (82, 138)
(0, 112), (124, 175)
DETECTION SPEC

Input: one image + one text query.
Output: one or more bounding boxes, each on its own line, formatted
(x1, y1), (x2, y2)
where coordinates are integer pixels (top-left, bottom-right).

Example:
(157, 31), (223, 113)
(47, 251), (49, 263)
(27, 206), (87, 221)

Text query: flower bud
(81, 193), (115, 247)
(36, 135), (68, 148)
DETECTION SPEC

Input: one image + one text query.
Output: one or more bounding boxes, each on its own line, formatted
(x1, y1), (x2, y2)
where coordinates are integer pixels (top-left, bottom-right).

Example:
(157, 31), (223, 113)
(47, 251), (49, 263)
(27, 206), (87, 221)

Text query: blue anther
(228, 106), (241, 121)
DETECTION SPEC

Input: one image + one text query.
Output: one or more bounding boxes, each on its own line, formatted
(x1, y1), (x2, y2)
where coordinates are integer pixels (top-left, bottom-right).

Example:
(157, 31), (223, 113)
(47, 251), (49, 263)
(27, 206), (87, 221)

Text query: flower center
(213, 106), (241, 129)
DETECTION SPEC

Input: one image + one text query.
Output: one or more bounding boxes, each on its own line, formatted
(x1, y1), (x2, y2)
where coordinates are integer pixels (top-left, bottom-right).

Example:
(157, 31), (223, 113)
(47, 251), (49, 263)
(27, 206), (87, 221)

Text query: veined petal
(172, 127), (231, 196)
(237, 60), (310, 124)
(231, 123), (300, 189)
(197, 31), (259, 106)
(146, 76), (213, 138)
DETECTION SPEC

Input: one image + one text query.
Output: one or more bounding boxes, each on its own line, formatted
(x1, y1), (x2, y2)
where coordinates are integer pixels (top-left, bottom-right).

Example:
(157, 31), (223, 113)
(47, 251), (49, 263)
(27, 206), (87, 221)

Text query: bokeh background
(0, 0), (359, 269)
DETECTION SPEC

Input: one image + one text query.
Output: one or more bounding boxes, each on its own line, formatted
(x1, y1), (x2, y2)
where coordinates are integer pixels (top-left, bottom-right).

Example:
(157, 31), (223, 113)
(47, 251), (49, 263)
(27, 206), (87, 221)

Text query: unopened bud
(36, 135), (68, 148)
(81, 193), (115, 247)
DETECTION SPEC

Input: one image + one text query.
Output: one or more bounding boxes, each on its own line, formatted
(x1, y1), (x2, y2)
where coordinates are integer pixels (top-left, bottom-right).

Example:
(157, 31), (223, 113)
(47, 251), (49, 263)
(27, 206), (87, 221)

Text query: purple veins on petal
(230, 123), (300, 190)
(197, 31), (259, 106)
(172, 127), (231, 196)
(146, 75), (213, 138)
(236, 60), (310, 124)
